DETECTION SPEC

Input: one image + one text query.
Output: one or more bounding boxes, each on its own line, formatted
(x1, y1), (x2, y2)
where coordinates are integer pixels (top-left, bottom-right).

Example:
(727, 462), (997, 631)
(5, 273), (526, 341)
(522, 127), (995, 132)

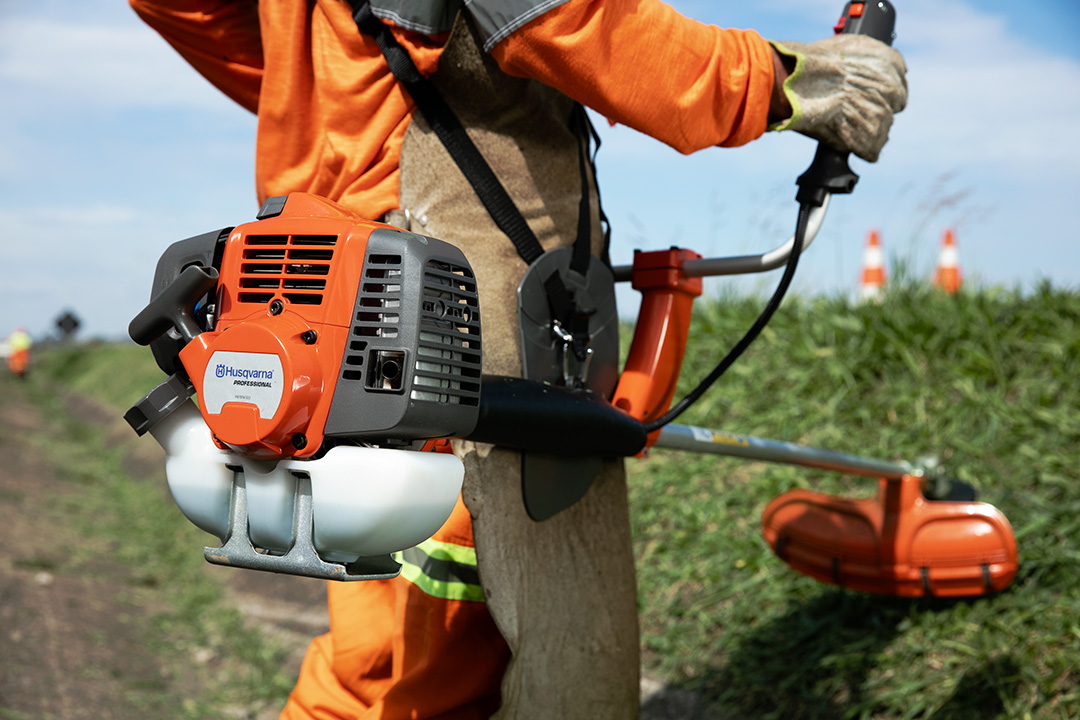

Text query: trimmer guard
(762, 474), (1018, 597)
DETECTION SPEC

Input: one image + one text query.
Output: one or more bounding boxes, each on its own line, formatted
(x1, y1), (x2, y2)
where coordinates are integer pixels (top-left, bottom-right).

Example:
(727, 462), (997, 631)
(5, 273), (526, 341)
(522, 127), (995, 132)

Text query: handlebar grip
(129, 265), (219, 346)
(796, 0), (898, 206)
(836, 1), (896, 46)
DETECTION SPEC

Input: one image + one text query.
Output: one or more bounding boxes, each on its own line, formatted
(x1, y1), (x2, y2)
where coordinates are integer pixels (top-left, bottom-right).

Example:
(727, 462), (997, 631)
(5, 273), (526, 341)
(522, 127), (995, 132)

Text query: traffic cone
(859, 230), (886, 301)
(934, 229), (962, 294)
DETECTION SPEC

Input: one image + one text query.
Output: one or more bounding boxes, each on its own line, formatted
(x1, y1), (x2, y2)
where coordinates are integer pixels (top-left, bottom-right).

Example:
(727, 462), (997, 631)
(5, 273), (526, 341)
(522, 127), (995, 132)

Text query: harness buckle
(552, 318), (594, 388)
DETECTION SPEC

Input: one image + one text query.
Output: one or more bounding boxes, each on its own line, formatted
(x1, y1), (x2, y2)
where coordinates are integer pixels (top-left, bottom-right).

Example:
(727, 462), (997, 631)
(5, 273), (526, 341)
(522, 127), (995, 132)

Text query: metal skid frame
(203, 469), (401, 582)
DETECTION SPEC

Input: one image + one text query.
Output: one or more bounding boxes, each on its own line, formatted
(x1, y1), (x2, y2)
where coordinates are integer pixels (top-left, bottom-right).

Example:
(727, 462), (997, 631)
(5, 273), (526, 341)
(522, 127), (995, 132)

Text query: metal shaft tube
(654, 423), (913, 480)
(611, 195), (831, 283)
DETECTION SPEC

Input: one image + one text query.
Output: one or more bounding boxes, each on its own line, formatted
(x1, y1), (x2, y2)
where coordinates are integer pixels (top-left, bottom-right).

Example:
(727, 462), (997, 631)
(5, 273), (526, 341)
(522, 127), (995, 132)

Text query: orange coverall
(130, 0), (775, 716)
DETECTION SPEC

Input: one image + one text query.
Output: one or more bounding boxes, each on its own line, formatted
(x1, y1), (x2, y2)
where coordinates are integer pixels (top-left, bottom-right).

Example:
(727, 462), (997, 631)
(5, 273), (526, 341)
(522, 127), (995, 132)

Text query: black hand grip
(469, 375), (647, 458)
(797, 0), (897, 207)
(129, 265), (219, 346)
(839, 0), (897, 44)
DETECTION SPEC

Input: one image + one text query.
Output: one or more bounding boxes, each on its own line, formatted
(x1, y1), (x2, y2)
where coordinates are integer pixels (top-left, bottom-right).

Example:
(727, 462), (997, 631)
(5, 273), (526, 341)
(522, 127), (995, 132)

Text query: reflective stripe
(416, 535), (479, 568)
(369, 0), (462, 37)
(393, 537), (485, 602)
(369, 0), (574, 52)
(468, 0), (574, 52)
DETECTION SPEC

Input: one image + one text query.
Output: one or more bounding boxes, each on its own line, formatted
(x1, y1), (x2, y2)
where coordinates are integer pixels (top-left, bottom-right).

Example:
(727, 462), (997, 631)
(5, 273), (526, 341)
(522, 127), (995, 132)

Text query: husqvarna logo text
(215, 363), (275, 387)
(203, 351), (284, 419)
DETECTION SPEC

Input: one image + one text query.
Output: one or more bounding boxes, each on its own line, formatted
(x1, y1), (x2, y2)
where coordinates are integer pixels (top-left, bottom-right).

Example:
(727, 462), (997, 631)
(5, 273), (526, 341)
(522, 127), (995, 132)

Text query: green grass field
(28, 280), (1080, 718)
(628, 281), (1080, 718)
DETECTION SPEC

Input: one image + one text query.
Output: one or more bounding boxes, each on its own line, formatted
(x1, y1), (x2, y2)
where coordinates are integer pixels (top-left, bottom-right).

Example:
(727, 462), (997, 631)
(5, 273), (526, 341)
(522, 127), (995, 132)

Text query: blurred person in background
(5, 327), (32, 378)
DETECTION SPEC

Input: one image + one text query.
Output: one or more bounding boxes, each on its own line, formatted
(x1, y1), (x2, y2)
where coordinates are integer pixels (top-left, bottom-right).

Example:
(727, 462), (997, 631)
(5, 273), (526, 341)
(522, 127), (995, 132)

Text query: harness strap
(570, 104), (595, 279)
(348, 0), (605, 368)
(351, 0), (546, 265)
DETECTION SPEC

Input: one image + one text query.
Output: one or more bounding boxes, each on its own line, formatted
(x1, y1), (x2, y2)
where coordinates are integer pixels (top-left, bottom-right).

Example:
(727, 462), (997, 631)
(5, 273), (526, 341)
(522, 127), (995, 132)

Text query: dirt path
(0, 371), (700, 719)
(0, 375), (328, 719)
(0, 376), (171, 718)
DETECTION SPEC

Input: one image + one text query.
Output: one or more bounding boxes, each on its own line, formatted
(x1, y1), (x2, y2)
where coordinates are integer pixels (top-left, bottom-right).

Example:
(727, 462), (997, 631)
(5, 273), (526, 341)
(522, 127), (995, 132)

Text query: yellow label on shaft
(688, 426), (751, 447)
(711, 431), (750, 447)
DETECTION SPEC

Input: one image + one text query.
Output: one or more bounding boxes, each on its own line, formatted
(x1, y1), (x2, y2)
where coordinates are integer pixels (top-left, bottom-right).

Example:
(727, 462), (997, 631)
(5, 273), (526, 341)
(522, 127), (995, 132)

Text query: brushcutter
(123, 1), (1018, 596)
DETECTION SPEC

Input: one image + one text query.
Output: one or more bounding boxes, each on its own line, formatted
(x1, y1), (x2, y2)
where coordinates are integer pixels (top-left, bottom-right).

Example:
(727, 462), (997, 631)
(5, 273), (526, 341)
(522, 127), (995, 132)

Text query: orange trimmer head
(652, 425), (1020, 598)
(762, 474), (1018, 597)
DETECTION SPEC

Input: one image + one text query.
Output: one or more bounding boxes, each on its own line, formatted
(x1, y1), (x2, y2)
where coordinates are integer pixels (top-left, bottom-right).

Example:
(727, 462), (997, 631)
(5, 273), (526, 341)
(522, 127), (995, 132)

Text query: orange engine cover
(177, 193), (482, 459)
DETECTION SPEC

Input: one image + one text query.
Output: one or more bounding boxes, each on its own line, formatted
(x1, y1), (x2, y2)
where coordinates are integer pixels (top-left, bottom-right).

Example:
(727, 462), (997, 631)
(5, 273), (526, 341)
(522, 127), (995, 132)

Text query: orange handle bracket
(612, 248), (702, 447)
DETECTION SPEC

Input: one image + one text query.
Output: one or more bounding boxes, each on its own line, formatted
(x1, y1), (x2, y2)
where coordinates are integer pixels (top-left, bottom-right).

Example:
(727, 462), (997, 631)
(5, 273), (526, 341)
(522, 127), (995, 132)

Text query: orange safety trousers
(280, 494), (510, 719)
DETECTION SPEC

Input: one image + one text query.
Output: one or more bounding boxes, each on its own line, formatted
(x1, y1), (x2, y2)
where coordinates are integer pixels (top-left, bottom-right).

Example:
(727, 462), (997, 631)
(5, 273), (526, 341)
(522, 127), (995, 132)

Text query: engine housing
(169, 193), (482, 459)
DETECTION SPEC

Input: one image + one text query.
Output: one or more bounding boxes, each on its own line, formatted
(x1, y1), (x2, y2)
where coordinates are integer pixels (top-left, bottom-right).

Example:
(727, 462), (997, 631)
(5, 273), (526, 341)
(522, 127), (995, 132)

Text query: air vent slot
(345, 255), (404, 346)
(412, 259), (481, 406)
(342, 340), (368, 381)
(237, 233), (337, 305)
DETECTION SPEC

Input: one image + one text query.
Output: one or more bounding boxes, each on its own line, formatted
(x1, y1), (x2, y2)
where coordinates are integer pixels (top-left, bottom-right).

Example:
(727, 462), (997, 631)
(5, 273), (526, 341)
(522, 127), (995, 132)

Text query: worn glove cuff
(766, 34), (907, 163)
(767, 41), (806, 133)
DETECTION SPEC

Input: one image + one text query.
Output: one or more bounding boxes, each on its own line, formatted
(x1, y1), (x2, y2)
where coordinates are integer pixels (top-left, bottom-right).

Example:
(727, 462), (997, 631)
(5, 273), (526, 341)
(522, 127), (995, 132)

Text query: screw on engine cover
(292, 433), (308, 450)
(301, 330), (318, 345)
(269, 299), (284, 315)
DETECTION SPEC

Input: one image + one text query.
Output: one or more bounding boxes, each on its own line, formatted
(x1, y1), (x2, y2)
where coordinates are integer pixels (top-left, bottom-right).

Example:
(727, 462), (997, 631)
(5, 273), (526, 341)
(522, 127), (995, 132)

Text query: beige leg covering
(397, 16), (640, 719)
(460, 446), (640, 719)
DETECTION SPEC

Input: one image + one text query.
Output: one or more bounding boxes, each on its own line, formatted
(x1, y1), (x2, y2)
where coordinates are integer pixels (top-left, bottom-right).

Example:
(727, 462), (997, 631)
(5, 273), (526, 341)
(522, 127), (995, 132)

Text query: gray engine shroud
(323, 228), (482, 442)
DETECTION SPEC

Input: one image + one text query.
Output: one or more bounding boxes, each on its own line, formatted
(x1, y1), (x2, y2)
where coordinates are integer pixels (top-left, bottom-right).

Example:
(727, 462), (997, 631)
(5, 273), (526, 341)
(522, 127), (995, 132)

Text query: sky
(1, 0), (1079, 341)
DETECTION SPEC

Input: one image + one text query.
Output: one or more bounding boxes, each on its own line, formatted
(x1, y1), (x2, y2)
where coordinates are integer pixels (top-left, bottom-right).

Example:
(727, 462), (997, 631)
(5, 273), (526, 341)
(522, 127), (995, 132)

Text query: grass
(30, 339), (170, 410)
(24, 342), (297, 719)
(26, 278), (1080, 718)
(627, 280), (1080, 718)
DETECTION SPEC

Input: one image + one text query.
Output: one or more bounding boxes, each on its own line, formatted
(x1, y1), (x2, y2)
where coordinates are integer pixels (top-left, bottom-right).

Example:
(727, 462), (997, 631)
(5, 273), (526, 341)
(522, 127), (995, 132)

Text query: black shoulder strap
(350, 0), (546, 265)
(348, 0), (603, 333)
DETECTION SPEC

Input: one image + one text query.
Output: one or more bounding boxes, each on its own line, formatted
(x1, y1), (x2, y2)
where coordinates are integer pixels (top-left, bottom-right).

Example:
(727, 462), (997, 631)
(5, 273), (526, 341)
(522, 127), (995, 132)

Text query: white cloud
(885, 1), (1080, 171)
(7, 204), (137, 226)
(0, 205), (142, 272)
(0, 201), (167, 339)
(0, 16), (242, 113)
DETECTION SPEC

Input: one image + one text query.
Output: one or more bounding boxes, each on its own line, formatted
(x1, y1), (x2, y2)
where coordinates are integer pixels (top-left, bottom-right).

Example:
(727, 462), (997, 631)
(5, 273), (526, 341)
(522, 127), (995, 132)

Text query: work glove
(769, 34), (907, 163)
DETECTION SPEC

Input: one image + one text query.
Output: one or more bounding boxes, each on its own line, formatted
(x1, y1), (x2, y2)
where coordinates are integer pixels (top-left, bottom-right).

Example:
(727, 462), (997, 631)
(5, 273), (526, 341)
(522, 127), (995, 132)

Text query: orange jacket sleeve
(129, 0), (265, 113)
(491, 0), (776, 154)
